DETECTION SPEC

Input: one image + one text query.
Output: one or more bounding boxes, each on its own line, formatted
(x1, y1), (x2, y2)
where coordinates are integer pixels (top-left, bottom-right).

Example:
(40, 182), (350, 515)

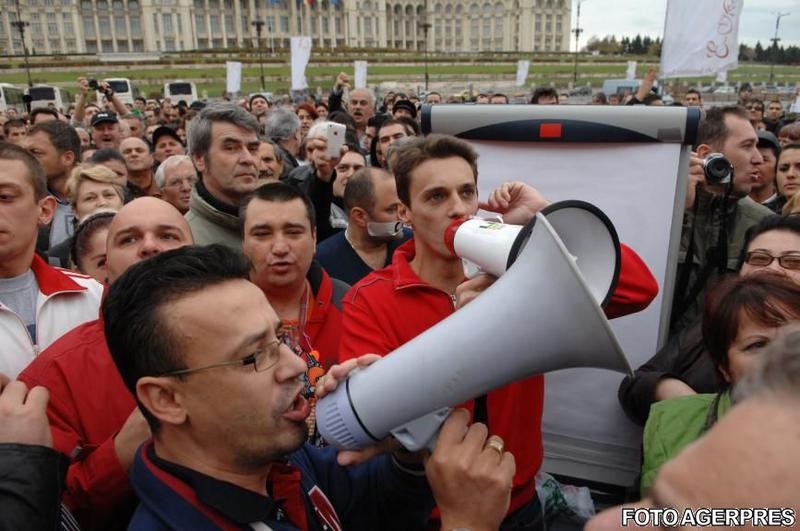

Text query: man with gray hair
(185, 102), (260, 249)
(256, 138), (284, 184)
(264, 107), (301, 177)
(154, 154), (196, 214)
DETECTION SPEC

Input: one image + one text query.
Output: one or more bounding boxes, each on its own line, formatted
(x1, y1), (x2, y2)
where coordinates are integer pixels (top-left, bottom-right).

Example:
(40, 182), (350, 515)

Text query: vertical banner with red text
(660, 0), (743, 78)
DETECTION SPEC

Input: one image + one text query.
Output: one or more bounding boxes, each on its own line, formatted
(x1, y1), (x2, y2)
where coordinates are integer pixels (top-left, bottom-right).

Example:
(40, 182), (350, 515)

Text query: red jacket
(302, 261), (347, 370)
(18, 319), (137, 530)
(339, 239), (658, 516)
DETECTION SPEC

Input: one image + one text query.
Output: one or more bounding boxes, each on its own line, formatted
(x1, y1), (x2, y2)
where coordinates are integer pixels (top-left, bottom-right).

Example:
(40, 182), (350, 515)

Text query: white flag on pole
(290, 36), (312, 90)
(660, 0), (743, 78)
(626, 61), (637, 81)
(354, 61), (368, 89)
(791, 95), (800, 114)
(515, 60), (530, 87)
(226, 61), (242, 94)
(716, 69), (728, 83)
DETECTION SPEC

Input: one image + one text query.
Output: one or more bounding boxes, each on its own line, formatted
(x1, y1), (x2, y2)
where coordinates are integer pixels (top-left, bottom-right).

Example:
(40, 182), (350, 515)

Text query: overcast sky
(574, 0), (799, 50)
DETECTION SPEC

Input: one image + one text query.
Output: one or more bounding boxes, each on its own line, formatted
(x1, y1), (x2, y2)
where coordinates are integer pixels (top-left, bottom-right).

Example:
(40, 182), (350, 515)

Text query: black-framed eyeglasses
(746, 105), (764, 111)
(745, 251), (800, 270)
(159, 335), (290, 377)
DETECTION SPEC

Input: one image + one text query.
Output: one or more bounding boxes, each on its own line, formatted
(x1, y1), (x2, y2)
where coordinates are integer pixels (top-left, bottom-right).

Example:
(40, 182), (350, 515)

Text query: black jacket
(618, 317), (725, 426)
(283, 165), (340, 243)
(0, 444), (70, 531)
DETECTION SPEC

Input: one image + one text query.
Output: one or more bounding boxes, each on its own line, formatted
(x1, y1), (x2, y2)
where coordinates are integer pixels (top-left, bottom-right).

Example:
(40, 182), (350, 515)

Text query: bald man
(18, 198), (193, 531)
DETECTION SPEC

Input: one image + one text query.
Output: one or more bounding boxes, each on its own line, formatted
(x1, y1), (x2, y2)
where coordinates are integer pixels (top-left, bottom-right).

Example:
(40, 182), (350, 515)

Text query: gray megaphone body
(316, 200), (631, 451)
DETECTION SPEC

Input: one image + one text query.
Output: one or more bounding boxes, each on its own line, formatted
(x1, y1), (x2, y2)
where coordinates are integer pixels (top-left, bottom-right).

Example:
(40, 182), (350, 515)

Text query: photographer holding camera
(71, 77), (129, 131)
(671, 106), (773, 337)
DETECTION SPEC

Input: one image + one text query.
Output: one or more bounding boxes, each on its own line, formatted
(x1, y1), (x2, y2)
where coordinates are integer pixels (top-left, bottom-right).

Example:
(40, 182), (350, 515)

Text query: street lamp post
(11, 0), (33, 89)
(252, 18), (266, 91)
(420, 0), (431, 91)
(571, 0), (585, 86)
(768, 12), (790, 85)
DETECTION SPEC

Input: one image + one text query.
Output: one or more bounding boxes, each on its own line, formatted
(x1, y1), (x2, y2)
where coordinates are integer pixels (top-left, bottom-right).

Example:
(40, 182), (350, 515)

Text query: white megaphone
(316, 200), (631, 451)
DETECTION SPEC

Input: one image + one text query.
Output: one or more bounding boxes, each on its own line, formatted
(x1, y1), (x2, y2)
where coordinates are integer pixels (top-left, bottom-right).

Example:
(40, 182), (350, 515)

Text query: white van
(99, 78), (139, 107)
(164, 81), (198, 106)
(28, 85), (71, 113)
(0, 83), (26, 115)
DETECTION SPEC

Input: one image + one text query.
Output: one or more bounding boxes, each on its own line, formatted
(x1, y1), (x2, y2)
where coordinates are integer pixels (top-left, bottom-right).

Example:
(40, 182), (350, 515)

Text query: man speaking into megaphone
(338, 134), (659, 528)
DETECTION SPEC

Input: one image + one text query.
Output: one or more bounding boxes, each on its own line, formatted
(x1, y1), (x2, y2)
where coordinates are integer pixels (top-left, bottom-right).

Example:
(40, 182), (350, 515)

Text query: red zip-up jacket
(18, 319), (136, 530)
(338, 239), (658, 517)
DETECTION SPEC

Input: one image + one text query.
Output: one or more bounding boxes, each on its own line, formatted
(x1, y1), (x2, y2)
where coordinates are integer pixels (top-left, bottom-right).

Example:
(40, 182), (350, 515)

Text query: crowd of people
(0, 69), (799, 531)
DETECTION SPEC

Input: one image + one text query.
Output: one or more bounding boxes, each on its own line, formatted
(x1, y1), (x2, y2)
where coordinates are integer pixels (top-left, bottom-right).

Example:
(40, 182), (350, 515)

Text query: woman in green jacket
(641, 271), (800, 494)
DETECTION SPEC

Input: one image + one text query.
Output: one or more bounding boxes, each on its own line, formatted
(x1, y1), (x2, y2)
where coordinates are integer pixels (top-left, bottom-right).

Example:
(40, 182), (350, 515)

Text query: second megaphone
(316, 200), (631, 452)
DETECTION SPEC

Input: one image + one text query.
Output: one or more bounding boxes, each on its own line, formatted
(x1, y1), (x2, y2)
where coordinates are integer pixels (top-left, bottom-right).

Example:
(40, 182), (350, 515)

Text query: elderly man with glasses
(154, 155), (197, 214)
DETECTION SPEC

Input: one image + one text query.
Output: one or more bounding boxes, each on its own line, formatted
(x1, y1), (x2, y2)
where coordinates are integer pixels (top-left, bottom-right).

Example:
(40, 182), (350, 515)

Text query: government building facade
(0, 0), (570, 56)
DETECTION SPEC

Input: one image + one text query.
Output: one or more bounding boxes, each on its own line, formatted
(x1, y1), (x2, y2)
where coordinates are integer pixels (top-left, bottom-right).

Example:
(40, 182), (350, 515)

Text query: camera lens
(703, 154), (733, 185)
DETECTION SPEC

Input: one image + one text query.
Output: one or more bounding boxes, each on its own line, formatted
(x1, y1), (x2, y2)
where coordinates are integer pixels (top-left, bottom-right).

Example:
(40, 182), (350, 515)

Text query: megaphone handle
(389, 407), (452, 452)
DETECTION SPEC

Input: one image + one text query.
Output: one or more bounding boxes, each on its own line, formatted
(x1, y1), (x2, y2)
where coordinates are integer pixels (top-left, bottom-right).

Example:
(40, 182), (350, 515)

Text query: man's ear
(349, 207), (369, 229)
(136, 377), (188, 428)
(61, 150), (76, 169)
(695, 143), (713, 158)
(398, 203), (411, 226)
(192, 153), (206, 174)
(37, 196), (56, 227)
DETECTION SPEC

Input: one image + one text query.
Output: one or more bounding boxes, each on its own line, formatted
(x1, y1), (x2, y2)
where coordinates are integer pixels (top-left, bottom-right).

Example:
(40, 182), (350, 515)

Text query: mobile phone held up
(326, 122), (346, 158)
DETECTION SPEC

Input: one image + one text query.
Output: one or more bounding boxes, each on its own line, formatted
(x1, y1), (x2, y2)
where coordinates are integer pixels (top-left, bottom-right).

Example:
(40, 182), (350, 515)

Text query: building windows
(48, 21), (58, 33)
(224, 14), (233, 33)
(165, 37), (175, 50)
(117, 39), (129, 51)
(363, 16), (371, 35)
(98, 15), (110, 34)
(209, 14), (220, 33)
(49, 38), (59, 50)
(82, 15), (95, 37)
(152, 13), (158, 32)
(129, 15), (140, 34)
(280, 15), (289, 32)
(115, 15), (126, 33)
(163, 13), (173, 33)
(195, 14), (206, 34)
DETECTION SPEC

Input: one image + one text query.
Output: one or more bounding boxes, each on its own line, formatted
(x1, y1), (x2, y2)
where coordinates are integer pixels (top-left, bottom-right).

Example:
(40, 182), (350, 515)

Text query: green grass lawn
(2, 55), (797, 97)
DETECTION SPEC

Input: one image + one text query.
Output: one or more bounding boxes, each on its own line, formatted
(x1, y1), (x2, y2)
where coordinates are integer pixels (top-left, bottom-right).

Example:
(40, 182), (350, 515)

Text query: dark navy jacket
(128, 441), (433, 531)
(316, 228), (412, 287)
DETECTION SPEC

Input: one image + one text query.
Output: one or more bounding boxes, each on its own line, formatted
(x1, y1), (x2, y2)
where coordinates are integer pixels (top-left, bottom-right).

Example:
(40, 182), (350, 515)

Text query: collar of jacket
(389, 238), (452, 293)
(190, 180), (241, 230)
(30, 253), (87, 295)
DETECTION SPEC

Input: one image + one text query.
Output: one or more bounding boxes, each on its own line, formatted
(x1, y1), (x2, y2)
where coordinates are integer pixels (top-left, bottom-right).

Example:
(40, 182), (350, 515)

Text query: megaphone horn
(317, 201), (631, 451)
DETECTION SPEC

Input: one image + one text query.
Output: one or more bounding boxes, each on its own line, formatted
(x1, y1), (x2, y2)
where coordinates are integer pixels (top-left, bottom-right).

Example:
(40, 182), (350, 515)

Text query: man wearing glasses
(154, 155), (197, 214)
(18, 197), (193, 530)
(103, 244), (515, 531)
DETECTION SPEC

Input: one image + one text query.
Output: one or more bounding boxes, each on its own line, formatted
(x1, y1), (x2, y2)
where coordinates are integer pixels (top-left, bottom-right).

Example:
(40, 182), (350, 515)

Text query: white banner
(791, 95), (800, 114)
(225, 61), (242, 94)
(290, 36), (312, 90)
(354, 61), (368, 89)
(515, 60), (530, 87)
(626, 61), (637, 80)
(660, 0), (743, 78)
(716, 69), (728, 83)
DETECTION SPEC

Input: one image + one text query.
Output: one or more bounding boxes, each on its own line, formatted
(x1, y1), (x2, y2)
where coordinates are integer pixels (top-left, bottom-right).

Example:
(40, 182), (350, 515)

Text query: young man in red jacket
(18, 197), (193, 530)
(339, 134), (659, 528)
